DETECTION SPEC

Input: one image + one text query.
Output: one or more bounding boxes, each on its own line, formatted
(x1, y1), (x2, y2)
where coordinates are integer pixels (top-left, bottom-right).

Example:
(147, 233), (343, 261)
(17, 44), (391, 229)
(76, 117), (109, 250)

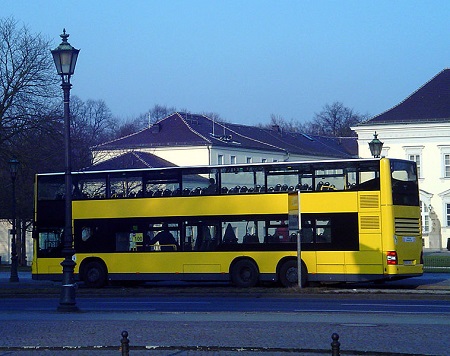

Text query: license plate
(404, 260), (414, 265)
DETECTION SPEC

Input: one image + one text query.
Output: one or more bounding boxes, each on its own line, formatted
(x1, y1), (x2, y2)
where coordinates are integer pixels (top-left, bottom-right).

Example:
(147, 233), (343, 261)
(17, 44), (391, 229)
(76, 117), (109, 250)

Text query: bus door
(312, 217), (345, 278)
(302, 213), (359, 281)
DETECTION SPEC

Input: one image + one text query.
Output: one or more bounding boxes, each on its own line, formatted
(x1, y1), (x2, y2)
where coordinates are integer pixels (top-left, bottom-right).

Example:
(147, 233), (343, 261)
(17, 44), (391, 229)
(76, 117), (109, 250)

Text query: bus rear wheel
(231, 259), (259, 288)
(279, 260), (307, 288)
(83, 261), (107, 288)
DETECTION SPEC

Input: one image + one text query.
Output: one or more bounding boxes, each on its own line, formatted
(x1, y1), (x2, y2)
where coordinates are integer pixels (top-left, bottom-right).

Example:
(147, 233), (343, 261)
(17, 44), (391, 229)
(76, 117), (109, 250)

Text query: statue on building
(428, 205), (442, 250)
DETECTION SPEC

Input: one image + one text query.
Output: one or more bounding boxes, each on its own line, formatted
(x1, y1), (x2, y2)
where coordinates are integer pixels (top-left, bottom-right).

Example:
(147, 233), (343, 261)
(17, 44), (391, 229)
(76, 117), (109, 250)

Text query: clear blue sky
(6, 0), (450, 125)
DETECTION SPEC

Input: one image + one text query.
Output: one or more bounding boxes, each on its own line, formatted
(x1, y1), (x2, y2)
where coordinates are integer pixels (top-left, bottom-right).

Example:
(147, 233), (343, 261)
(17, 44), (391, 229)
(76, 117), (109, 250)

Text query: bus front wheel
(279, 260), (307, 288)
(83, 261), (107, 288)
(231, 259), (259, 288)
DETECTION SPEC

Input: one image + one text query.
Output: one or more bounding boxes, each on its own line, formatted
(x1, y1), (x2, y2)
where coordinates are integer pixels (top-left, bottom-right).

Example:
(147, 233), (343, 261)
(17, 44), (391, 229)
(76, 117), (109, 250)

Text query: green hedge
(423, 253), (450, 272)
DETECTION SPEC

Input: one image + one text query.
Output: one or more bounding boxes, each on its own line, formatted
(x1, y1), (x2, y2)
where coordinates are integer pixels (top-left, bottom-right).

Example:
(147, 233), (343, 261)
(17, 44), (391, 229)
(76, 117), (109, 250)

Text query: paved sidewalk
(1, 270), (450, 293)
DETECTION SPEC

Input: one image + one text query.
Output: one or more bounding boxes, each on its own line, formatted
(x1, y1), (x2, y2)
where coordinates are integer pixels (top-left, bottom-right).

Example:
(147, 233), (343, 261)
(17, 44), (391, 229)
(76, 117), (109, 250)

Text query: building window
(447, 203), (450, 226)
(218, 154), (224, 165)
(230, 155), (236, 164)
(404, 146), (423, 179)
(246, 157), (252, 164)
(445, 154), (450, 178)
(408, 154), (421, 178)
(420, 201), (429, 234)
(438, 146), (450, 178)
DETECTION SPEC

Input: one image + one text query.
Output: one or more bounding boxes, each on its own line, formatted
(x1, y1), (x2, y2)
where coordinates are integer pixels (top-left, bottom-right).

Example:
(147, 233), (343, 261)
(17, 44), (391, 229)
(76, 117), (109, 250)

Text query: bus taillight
(387, 251), (398, 265)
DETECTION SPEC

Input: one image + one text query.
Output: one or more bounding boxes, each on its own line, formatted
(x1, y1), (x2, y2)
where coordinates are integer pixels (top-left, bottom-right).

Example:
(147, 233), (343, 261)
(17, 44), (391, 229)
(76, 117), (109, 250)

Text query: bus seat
(190, 187), (201, 195)
(243, 234), (259, 243)
(228, 186), (240, 194)
(301, 228), (314, 243)
(160, 244), (177, 252)
(264, 234), (277, 243)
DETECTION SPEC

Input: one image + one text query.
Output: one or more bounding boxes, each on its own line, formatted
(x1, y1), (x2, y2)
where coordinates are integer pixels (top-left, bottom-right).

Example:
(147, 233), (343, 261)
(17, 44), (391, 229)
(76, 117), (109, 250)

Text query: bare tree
(116, 104), (176, 137)
(0, 17), (58, 146)
(134, 104), (177, 129)
(0, 17), (59, 225)
(258, 114), (301, 133)
(303, 102), (367, 137)
(201, 111), (226, 122)
(270, 114), (301, 132)
(149, 104), (176, 123)
(70, 96), (117, 170)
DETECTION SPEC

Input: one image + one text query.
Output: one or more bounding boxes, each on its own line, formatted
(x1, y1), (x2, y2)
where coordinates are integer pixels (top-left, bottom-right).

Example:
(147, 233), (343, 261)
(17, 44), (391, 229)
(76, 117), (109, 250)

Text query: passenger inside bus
(204, 178), (217, 194)
(150, 223), (178, 250)
(223, 223), (238, 243)
(275, 222), (289, 242)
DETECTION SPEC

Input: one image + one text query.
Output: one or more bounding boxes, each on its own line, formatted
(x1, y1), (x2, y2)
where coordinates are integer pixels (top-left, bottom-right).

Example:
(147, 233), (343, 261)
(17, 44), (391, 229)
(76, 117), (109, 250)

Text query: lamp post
(368, 131), (384, 158)
(9, 159), (19, 283)
(51, 29), (80, 312)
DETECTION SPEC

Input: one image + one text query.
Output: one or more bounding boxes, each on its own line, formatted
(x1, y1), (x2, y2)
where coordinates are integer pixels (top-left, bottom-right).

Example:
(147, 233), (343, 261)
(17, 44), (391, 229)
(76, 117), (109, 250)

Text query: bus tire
(83, 261), (107, 288)
(279, 260), (307, 288)
(231, 259), (259, 288)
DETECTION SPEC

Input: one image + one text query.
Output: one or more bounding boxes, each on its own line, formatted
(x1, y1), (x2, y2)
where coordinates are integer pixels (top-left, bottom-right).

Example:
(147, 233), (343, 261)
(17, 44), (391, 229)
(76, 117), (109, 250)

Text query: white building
(353, 69), (450, 250)
(0, 220), (33, 266)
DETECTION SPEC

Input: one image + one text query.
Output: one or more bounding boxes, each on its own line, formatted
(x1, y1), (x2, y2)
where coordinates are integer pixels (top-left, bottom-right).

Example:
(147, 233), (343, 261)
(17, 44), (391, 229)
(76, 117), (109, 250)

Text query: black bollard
(331, 333), (340, 356)
(121, 330), (130, 356)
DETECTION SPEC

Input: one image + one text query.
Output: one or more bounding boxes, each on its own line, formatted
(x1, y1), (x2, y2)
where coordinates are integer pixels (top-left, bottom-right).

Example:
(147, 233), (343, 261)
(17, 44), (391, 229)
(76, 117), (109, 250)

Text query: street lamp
(51, 29), (80, 312)
(368, 131), (384, 158)
(9, 159), (19, 283)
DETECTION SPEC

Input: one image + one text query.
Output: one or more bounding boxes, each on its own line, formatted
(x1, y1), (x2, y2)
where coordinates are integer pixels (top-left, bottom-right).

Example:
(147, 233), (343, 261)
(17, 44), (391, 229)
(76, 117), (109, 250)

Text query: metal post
(297, 191), (302, 288)
(331, 333), (340, 356)
(9, 169), (19, 283)
(57, 80), (78, 312)
(121, 331), (130, 356)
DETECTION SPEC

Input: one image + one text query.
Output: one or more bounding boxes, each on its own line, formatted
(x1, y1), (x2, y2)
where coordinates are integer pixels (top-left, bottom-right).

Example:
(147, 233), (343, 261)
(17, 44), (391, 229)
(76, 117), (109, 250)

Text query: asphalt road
(0, 271), (449, 355)
(1, 295), (449, 314)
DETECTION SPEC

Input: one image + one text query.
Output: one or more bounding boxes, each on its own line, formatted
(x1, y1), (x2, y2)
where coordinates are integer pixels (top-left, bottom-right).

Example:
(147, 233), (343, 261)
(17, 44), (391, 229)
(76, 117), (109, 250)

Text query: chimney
(150, 123), (161, 133)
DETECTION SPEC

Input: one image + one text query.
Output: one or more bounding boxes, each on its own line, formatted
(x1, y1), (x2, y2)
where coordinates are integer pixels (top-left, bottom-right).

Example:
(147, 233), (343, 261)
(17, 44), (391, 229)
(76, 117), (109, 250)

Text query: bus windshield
(390, 159), (419, 206)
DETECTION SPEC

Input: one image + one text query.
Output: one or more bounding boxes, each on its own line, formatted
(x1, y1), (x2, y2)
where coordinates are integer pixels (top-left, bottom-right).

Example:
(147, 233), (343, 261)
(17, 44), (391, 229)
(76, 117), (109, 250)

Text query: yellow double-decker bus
(32, 157), (423, 288)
